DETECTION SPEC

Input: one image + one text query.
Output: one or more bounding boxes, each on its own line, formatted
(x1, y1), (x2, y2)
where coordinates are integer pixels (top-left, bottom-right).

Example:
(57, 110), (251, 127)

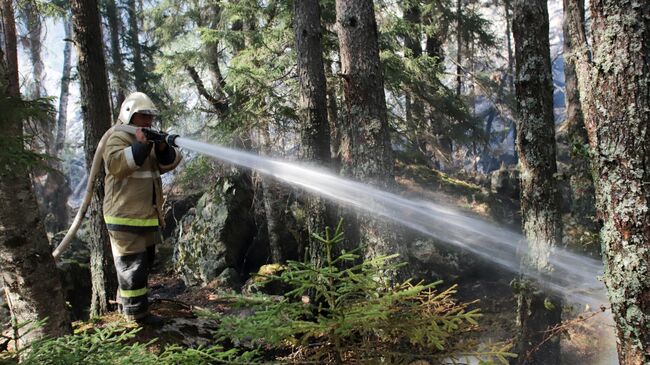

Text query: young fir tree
(213, 222), (513, 364)
(70, 0), (118, 316)
(571, 1), (650, 363)
(0, 0), (70, 347)
(512, 0), (563, 363)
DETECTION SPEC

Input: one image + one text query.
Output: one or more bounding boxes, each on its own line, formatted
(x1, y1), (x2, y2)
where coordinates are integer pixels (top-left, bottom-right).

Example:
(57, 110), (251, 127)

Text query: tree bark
(70, 0), (117, 316)
(0, 0), (70, 347)
(294, 0), (332, 267)
(512, 0), (563, 363)
(105, 0), (127, 109)
(572, 1), (650, 363)
(335, 0), (405, 278)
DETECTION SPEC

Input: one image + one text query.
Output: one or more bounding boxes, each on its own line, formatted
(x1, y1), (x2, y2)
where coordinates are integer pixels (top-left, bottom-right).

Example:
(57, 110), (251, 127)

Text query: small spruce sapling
(212, 220), (514, 364)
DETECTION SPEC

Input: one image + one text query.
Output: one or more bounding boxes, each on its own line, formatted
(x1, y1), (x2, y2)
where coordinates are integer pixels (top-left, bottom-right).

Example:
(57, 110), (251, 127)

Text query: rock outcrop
(173, 171), (262, 287)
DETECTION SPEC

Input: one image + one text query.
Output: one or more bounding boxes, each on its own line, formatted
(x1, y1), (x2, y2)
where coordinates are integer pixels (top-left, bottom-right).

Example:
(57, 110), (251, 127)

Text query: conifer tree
(0, 0), (70, 347)
(572, 1), (650, 363)
(335, 0), (406, 278)
(294, 0), (332, 267)
(562, 0), (596, 233)
(512, 0), (563, 363)
(104, 0), (128, 109)
(70, 0), (117, 316)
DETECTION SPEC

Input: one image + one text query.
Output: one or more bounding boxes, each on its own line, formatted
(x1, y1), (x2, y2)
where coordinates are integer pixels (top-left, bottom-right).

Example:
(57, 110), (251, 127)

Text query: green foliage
(148, 0), (498, 160)
(376, 0), (494, 165)
(150, 0), (298, 142)
(0, 95), (58, 173)
(16, 325), (255, 365)
(209, 221), (514, 364)
(16, 0), (65, 17)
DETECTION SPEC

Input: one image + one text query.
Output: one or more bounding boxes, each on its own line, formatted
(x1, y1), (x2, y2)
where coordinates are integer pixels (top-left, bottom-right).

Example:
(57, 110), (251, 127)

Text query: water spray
(54, 128), (609, 307)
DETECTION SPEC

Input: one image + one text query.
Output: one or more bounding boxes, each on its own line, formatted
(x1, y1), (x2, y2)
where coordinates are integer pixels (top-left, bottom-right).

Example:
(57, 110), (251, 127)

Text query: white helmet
(118, 92), (159, 124)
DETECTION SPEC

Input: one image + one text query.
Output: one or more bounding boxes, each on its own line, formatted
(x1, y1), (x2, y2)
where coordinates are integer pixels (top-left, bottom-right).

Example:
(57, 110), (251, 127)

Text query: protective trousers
(109, 230), (159, 319)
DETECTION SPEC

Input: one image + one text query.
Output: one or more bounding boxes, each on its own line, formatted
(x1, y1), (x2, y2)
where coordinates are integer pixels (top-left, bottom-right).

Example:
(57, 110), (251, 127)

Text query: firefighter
(103, 92), (182, 324)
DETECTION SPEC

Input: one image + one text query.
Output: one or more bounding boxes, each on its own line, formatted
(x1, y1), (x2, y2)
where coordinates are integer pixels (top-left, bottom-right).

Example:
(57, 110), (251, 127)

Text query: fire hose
(52, 125), (179, 260)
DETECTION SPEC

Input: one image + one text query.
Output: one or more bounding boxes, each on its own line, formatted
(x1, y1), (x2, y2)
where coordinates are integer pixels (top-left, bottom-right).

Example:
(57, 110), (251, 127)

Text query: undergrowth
(205, 220), (514, 364)
(1, 221), (514, 364)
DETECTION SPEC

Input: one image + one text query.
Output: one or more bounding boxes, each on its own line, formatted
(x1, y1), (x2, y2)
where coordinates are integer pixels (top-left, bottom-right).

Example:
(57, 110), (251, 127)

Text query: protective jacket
(103, 129), (182, 233)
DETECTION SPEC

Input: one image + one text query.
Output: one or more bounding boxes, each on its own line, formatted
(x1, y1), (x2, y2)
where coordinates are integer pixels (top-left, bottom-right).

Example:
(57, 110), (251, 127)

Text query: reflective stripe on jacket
(103, 129), (182, 232)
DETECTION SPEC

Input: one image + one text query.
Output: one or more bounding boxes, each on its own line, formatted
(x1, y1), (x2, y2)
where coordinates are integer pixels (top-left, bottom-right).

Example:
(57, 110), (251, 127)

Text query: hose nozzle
(142, 128), (180, 147)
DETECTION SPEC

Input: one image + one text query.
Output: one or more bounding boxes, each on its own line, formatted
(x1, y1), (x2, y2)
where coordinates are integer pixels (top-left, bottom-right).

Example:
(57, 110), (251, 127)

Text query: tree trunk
(403, 4), (424, 126)
(504, 0), (514, 91)
(424, 17), (444, 68)
(562, 0), (596, 231)
(19, 0), (71, 233)
(0, 0), (70, 347)
(512, 0), (563, 363)
(504, 0), (518, 162)
(42, 15), (74, 235)
(325, 57), (340, 171)
(104, 0), (127, 110)
(294, 0), (332, 267)
(258, 126), (285, 263)
(20, 0), (44, 98)
(55, 15), (72, 158)
(70, 0), (118, 316)
(126, 0), (146, 92)
(572, 1), (650, 363)
(206, 5), (227, 104)
(335, 0), (405, 278)
(455, 0), (462, 97)
(424, 8), (450, 168)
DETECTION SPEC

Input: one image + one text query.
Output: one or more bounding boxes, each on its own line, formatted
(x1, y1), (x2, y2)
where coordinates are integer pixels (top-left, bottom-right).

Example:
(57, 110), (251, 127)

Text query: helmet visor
(136, 109), (159, 116)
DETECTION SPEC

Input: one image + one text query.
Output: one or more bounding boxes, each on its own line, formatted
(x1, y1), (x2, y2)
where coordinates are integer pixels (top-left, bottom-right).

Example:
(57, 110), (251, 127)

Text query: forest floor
(70, 265), (614, 364)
